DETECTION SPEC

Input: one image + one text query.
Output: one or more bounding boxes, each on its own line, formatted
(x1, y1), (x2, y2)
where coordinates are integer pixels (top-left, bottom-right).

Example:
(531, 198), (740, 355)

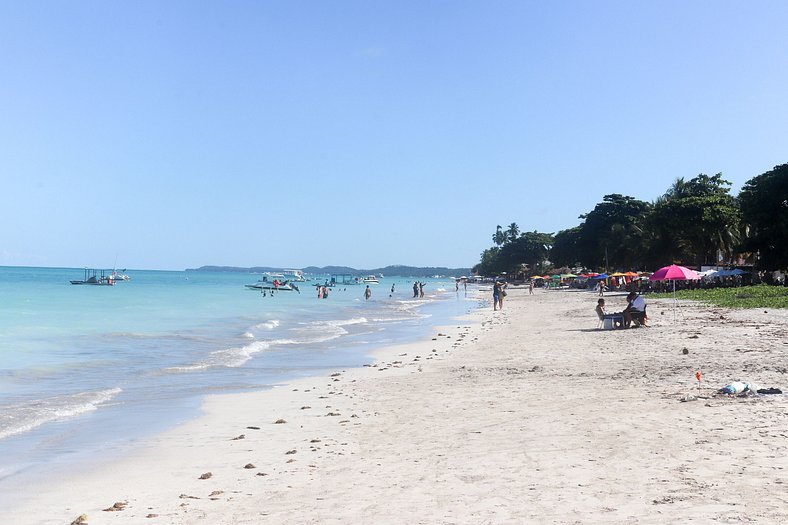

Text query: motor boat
(70, 268), (115, 285)
(282, 269), (306, 282)
(245, 275), (299, 291)
(362, 275), (379, 284)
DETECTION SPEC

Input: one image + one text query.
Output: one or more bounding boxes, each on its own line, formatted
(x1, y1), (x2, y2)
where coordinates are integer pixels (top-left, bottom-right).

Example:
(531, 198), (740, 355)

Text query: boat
(244, 275), (299, 291)
(282, 269), (306, 282)
(362, 275), (379, 284)
(70, 268), (115, 285)
(111, 270), (130, 281)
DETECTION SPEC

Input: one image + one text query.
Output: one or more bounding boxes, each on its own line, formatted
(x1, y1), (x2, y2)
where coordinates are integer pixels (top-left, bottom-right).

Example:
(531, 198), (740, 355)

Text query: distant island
(187, 264), (472, 278)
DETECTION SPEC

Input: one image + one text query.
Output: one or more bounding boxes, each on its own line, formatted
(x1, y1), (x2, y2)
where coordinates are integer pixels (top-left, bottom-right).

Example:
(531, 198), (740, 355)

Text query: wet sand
(10, 287), (788, 524)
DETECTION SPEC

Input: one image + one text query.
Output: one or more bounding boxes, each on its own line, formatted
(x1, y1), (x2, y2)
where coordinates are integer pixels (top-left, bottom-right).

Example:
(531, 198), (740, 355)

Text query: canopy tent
(703, 268), (748, 278)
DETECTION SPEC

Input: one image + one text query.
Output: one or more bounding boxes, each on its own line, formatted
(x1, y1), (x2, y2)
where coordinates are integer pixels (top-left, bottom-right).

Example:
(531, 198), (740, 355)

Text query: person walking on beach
(364, 285), (372, 300)
(597, 280), (606, 297)
(529, 280), (534, 295)
(493, 282), (501, 311)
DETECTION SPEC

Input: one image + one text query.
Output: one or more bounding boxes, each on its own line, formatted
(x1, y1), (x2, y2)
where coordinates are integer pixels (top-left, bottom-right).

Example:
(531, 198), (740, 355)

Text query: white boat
(245, 275), (299, 291)
(363, 275), (379, 284)
(111, 270), (130, 281)
(282, 269), (306, 282)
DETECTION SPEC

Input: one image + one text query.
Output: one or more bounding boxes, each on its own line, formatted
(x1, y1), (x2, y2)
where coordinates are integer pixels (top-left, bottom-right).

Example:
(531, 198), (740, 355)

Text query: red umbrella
(649, 264), (700, 281)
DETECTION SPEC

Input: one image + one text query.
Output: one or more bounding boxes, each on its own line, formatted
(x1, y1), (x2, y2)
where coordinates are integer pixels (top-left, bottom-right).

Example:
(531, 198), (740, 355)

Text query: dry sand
(9, 287), (788, 524)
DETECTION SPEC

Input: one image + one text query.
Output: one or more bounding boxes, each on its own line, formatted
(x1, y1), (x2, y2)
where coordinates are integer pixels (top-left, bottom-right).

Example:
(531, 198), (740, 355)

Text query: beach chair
(596, 309), (623, 330)
(629, 306), (648, 327)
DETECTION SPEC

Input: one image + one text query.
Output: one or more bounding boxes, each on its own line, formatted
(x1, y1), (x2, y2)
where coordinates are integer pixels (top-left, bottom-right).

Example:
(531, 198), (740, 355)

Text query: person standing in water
(391, 283), (395, 294)
(364, 285), (372, 300)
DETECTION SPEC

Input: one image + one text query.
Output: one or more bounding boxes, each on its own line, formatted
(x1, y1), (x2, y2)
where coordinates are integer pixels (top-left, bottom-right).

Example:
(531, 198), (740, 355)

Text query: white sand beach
(10, 287), (788, 524)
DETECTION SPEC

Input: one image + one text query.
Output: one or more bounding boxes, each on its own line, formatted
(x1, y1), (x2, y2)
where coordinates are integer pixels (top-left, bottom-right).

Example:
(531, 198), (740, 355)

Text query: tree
(551, 227), (583, 268)
(506, 222), (520, 243)
(473, 247), (502, 276)
(572, 194), (652, 270)
(650, 174), (740, 267)
(492, 225), (507, 246)
(496, 231), (554, 275)
(738, 163), (788, 270)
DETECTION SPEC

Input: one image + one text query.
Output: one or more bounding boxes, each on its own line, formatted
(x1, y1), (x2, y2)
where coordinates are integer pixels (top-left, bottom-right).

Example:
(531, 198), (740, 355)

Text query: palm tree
(492, 225), (506, 246)
(506, 222), (520, 243)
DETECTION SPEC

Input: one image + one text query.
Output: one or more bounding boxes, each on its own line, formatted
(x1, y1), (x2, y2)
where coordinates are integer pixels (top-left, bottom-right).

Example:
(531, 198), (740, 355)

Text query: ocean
(0, 266), (477, 496)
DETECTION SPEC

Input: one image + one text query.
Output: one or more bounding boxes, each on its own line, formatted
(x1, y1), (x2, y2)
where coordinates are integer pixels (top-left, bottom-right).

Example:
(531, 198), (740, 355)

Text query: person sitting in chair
(623, 292), (647, 328)
(596, 298), (623, 329)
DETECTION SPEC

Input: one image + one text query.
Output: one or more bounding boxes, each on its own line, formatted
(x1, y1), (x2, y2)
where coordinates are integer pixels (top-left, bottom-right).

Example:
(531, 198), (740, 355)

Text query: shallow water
(0, 266), (476, 492)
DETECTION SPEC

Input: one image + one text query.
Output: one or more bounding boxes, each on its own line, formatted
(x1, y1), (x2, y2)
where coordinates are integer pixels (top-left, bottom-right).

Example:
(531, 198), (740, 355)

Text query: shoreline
(9, 287), (788, 523)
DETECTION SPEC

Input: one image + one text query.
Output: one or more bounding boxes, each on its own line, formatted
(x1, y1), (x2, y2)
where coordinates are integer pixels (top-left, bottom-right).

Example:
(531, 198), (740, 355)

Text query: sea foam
(0, 387), (123, 441)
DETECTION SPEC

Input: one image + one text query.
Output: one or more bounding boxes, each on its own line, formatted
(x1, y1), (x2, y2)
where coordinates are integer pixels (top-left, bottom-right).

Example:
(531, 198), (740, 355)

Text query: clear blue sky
(1, 1), (786, 270)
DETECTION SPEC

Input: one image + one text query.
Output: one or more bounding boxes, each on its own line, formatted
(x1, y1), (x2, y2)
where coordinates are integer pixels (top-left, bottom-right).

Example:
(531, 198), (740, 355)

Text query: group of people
(413, 281), (426, 298)
(596, 291), (648, 329)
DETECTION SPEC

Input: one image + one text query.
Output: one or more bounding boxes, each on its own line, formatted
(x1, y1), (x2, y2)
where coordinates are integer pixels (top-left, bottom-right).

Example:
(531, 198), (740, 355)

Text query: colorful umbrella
(649, 264), (700, 323)
(531, 275), (544, 280)
(609, 272), (626, 277)
(648, 264), (700, 281)
(624, 271), (639, 277)
(561, 273), (577, 278)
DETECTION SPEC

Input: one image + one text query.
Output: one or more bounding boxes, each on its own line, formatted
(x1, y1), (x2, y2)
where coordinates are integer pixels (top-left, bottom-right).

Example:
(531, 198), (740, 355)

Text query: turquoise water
(0, 266), (476, 487)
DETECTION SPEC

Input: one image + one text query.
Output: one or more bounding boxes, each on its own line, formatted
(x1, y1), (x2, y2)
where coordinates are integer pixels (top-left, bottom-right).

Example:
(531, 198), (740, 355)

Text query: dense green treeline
(474, 164), (788, 276)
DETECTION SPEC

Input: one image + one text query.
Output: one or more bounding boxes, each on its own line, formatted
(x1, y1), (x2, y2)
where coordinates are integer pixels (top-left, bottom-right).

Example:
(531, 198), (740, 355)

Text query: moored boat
(70, 268), (115, 285)
(244, 275), (299, 291)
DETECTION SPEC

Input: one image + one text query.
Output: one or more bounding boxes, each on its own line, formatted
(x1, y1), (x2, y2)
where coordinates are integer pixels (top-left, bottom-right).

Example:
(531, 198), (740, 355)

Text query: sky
(1, 1), (786, 271)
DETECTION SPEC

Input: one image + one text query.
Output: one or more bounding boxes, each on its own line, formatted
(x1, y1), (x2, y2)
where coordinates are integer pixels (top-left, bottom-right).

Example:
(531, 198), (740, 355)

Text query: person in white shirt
(623, 292), (648, 327)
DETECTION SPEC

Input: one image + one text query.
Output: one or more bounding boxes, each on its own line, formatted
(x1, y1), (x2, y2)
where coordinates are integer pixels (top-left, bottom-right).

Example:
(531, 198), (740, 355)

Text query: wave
(269, 317), (371, 346)
(253, 320), (280, 331)
(0, 388), (122, 441)
(165, 341), (270, 372)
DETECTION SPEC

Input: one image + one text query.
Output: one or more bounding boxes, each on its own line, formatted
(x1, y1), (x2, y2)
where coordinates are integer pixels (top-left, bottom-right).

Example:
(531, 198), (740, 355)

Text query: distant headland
(187, 265), (472, 278)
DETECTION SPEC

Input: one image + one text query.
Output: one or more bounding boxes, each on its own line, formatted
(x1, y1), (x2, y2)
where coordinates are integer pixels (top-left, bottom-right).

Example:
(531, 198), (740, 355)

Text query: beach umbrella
(531, 275), (544, 280)
(649, 264), (700, 281)
(594, 273), (608, 279)
(609, 272), (626, 277)
(550, 274), (561, 280)
(561, 273), (577, 278)
(585, 272), (600, 277)
(624, 271), (639, 277)
(649, 264), (700, 322)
